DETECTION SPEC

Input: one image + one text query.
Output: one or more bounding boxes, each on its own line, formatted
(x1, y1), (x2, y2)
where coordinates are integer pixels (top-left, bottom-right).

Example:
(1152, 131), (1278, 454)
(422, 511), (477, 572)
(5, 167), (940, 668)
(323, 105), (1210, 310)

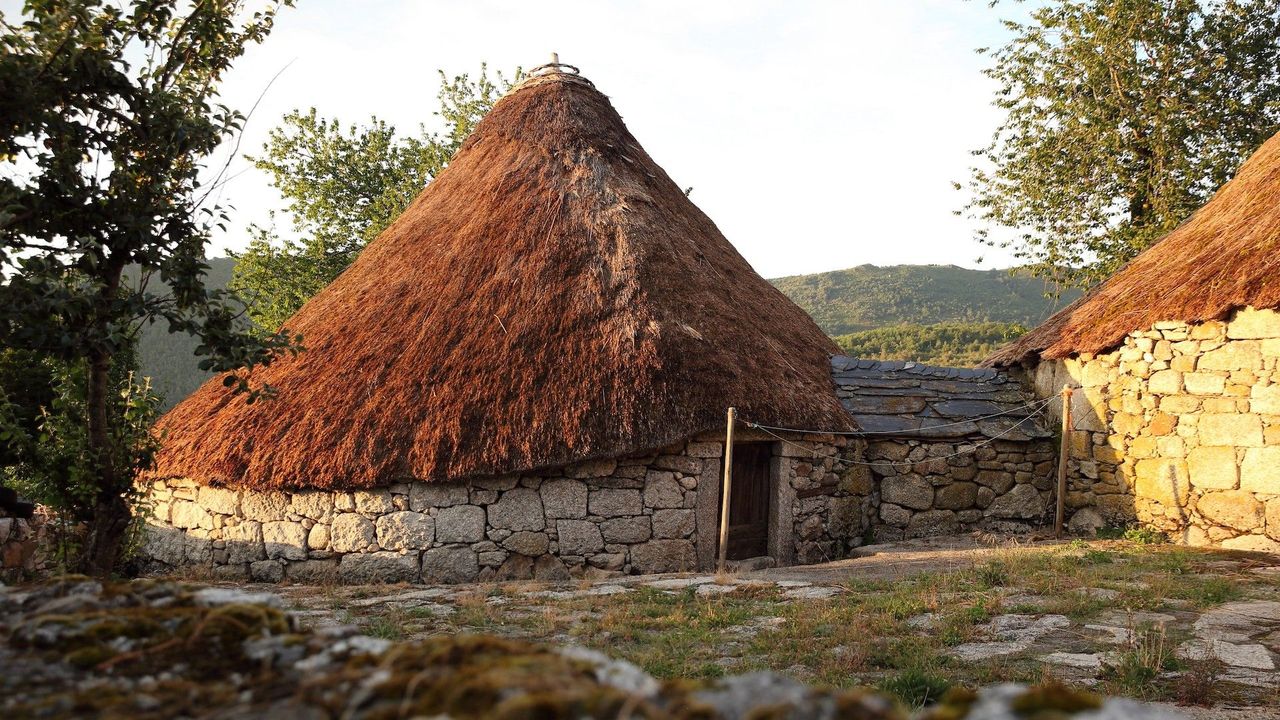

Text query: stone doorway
(726, 442), (773, 561)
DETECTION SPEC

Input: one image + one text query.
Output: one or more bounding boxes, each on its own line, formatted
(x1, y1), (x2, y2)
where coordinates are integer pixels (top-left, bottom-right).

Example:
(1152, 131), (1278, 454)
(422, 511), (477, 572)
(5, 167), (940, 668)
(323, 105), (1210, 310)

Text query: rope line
(742, 395), (1057, 437)
(741, 396), (1057, 469)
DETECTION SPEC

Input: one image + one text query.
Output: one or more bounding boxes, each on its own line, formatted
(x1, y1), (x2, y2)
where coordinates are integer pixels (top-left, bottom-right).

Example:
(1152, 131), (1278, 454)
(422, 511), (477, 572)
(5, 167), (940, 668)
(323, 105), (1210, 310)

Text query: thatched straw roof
(151, 70), (852, 490)
(986, 131), (1280, 367)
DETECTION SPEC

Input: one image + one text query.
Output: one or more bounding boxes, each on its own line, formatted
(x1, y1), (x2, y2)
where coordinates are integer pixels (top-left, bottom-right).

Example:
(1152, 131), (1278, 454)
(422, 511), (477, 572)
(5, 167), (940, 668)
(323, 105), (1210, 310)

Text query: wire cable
(741, 395), (1058, 469)
(742, 395), (1057, 437)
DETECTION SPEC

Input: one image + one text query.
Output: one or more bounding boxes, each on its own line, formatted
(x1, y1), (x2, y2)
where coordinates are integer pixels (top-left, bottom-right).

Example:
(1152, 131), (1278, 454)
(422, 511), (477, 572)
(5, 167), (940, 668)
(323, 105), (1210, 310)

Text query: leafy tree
(1, 348), (161, 569)
(232, 65), (520, 330)
(0, 0), (299, 575)
(961, 0), (1280, 287)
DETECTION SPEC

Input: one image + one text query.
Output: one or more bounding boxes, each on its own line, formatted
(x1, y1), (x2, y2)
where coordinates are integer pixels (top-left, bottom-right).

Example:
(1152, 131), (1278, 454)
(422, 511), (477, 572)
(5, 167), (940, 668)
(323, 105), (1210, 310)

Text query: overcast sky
(5, 0), (1039, 278)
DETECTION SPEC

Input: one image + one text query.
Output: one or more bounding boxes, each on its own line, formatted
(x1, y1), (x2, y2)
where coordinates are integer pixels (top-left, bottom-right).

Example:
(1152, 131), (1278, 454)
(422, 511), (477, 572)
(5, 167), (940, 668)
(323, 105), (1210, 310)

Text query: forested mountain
(770, 264), (1078, 336)
(134, 260), (1077, 408)
(128, 257), (237, 408)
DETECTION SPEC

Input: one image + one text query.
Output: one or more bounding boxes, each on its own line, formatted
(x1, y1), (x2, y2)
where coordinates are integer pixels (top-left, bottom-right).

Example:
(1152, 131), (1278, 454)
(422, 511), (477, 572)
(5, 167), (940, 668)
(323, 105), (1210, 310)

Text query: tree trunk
(77, 348), (130, 577)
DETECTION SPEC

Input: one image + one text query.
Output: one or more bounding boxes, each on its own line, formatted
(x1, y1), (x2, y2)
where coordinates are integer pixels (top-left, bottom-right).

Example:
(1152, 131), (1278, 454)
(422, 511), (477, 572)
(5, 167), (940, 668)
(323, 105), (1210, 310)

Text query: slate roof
(830, 356), (1052, 441)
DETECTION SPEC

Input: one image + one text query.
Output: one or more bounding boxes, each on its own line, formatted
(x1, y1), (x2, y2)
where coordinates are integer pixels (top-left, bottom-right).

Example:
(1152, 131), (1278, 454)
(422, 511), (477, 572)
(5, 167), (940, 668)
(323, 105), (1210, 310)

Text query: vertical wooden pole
(717, 407), (737, 574)
(1055, 386), (1073, 538)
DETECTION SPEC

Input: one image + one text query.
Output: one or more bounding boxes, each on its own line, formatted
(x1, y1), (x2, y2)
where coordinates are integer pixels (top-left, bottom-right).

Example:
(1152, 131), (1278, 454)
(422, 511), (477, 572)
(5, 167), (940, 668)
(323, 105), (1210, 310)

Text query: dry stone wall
(140, 433), (874, 583)
(1026, 306), (1280, 549)
(831, 356), (1058, 541)
(767, 433), (873, 566)
(864, 438), (1057, 542)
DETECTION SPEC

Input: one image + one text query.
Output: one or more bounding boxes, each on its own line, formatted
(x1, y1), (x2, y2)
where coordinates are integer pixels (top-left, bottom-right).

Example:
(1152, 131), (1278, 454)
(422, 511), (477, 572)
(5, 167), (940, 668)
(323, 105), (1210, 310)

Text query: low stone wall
(1025, 306), (1280, 549)
(140, 433), (874, 583)
(772, 434), (873, 565)
(864, 437), (1057, 542)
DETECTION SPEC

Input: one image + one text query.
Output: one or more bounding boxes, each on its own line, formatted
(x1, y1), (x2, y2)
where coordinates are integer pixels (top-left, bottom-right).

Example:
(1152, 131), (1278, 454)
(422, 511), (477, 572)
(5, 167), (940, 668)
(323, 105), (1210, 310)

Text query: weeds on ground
(1100, 624), (1177, 698)
(879, 667), (951, 709)
(1174, 656), (1223, 707)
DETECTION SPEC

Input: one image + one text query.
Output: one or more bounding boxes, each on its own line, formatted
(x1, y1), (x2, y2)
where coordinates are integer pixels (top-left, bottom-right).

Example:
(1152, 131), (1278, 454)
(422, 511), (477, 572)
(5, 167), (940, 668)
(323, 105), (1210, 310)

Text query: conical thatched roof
(986, 131), (1280, 367)
(152, 70), (852, 490)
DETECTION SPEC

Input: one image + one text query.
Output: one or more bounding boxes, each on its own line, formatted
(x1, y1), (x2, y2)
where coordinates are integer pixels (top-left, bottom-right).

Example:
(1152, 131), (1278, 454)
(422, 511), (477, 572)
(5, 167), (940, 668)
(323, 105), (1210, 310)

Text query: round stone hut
(139, 66), (868, 583)
(987, 131), (1280, 550)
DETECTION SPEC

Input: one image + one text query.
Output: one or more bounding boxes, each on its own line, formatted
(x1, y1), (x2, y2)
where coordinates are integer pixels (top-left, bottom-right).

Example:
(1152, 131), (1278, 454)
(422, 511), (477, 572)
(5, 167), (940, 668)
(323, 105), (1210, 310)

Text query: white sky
(5, 0), (1038, 278)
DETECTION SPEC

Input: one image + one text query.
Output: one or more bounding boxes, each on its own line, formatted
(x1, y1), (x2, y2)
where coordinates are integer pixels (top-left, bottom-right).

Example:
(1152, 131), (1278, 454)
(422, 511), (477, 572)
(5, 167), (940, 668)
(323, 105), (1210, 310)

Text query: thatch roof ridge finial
(510, 53), (592, 95)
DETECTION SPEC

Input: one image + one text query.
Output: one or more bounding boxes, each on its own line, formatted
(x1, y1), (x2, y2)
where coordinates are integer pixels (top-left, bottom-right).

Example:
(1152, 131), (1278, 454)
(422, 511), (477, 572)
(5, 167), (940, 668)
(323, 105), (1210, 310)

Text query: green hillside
(128, 257), (236, 409)
(831, 322), (1028, 368)
(769, 264), (1078, 336)
(133, 260), (1075, 409)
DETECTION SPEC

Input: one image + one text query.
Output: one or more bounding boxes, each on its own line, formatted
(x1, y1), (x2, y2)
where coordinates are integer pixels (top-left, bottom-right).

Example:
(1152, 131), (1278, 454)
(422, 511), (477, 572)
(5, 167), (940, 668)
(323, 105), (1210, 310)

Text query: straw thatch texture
(986, 131), (1280, 367)
(151, 72), (852, 490)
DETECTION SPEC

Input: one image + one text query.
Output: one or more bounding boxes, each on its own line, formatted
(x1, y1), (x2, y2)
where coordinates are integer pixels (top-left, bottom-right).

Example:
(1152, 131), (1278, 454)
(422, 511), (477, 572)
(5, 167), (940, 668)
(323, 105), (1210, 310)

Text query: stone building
(139, 64), (866, 583)
(987, 131), (1280, 550)
(138, 63), (1062, 584)
(831, 357), (1055, 542)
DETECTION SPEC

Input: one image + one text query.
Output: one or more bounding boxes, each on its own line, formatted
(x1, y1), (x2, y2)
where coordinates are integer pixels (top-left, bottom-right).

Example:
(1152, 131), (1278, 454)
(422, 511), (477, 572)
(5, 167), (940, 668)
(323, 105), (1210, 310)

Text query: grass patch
(879, 668), (951, 709)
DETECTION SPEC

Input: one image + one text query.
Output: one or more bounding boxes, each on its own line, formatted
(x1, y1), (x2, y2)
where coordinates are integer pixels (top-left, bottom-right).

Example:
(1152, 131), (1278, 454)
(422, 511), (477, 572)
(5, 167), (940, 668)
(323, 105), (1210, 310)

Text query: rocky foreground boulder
(0, 577), (1183, 719)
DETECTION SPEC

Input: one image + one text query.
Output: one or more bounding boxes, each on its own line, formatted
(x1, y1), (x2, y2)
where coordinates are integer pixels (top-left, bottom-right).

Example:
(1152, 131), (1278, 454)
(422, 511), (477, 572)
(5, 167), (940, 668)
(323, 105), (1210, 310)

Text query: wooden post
(1055, 386), (1073, 538)
(717, 407), (737, 574)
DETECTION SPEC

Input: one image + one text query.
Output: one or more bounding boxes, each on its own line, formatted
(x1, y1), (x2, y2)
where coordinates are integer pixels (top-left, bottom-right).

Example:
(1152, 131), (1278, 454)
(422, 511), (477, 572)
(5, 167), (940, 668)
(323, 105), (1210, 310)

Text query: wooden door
(726, 442), (772, 560)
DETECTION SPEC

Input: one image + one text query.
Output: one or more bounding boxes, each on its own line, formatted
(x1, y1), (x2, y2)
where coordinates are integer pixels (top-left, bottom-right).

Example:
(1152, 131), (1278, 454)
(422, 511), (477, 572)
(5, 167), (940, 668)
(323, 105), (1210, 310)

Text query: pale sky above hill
(3, 0), (1040, 277)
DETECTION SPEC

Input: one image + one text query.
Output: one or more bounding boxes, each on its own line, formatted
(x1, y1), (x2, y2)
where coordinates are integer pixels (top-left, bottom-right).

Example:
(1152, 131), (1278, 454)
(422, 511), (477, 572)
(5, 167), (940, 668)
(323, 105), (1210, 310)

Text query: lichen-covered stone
(241, 491), (290, 521)
(643, 471), (685, 509)
(422, 547), (479, 583)
(170, 500), (213, 530)
(262, 520), (308, 561)
(631, 539), (697, 574)
(435, 505), (486, 543)
(375, 511), (434, 550)
(881, 475), (933, 511)
(307, 523), (330, 552)
(589, 488), (642, 517)
(934, 482), (978, 510)
(223, 521), (265, 563)
(488, 488), (545, 531)
(197, 487), (239, 516)
(329, 514), (377, 553)
(906, 510), (959, 538)
(501, 531), (549, 556)
(290, 491), (333, 522)
(556, 519), (605, 555)
(601, 516), (651, 544)
(353, 489), (394, 514)
(339, 551), (419, 583)
(651, 509), (696, 539)
(533, 554), (571, 581)
(1197, 491), (1264, 532)
(409, 483), (469, 510)
(985, 484), (1044, 520)
(540, 479), (588, 519)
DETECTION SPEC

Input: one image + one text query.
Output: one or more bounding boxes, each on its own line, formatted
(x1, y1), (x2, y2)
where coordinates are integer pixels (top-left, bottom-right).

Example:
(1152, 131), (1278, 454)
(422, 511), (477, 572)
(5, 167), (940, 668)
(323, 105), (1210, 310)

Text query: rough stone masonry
(1025, 306), (1280, 549)
(140, 434), (873, 584)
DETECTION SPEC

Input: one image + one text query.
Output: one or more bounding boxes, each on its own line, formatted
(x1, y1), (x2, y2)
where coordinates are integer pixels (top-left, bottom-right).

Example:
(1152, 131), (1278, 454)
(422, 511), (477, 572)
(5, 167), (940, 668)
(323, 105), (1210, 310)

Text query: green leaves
(961, 0), (1280, 288)
(229, 64), (521, 331)
(0, 0), (297, 573)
